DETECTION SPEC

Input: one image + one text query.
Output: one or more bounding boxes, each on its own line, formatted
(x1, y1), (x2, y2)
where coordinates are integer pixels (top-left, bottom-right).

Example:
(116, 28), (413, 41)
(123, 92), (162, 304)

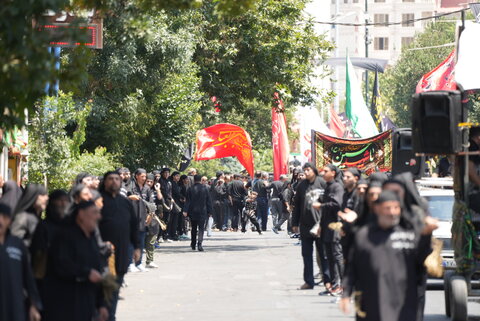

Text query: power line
(407, 42), (455, 51)
(312, 8), (467, 27)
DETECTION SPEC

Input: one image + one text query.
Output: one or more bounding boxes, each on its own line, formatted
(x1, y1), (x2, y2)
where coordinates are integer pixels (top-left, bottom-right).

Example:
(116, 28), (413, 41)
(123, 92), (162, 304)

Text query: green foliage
(28, 93), (119, 190)
(380, 20), (456, 127)
(188, 148), (272, 178)
(0, 1), (97, 133)
(73, 0), (333, 172)
(194, 0), (334, 114)
(69, 147), (120, 178)
(77, 7), (204, 169)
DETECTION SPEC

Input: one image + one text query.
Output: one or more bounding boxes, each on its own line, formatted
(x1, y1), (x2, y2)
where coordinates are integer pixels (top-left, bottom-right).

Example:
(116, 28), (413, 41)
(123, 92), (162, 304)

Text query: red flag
(416, 49), (457, 93)
(194, 123), (254, 177)
(272, 94), (290, 180)
(329, 107), (346, 138)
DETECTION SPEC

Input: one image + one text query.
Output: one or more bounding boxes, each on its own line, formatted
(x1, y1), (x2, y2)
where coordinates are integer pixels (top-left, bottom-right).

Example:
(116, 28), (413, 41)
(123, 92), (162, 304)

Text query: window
(344, 0), (348, 3)
(402, 13), (414, 27)
(374, 0), (385, 2)
(421, 11), (432, 27)
(401, 37), (414, 48)
(374, 14), (389, 26)
(374, 37), (389, 50)
(353, 0), (359, 3)
(403, 0), (414, 2)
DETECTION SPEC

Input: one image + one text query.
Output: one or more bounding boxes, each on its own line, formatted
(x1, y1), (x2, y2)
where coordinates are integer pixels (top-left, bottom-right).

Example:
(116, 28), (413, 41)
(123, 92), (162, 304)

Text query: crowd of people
(0, 158), (441, 321)
(0, 165), (302, 321)
(290, 162), (440, 321)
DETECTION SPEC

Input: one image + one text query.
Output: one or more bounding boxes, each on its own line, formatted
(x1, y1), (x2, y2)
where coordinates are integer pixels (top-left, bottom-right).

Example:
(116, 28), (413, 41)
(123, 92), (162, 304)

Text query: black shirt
(0, 233), (42, 321)
(292, 176), (326, 238)
(228, 180), (247, 200)
(343, 222), (431, 321)
(253, 179), (268, 198)
(320, 180), (344, 242)
(99, 192), (139, 275)
(184, 183), (213, 221)
(44, 223), (105, 321)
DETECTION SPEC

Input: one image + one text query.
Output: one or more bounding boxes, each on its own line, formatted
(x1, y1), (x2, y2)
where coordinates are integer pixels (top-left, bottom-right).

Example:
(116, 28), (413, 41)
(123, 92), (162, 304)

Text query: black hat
(346, 167), (361, 179)
(369, 172), (389, 184)
(161, 167), (170, 174)
(357, 178), (368, 186)
(374, 190), (401, 204)
(0, 204), (12, 218)
(302, 162), (318, 176)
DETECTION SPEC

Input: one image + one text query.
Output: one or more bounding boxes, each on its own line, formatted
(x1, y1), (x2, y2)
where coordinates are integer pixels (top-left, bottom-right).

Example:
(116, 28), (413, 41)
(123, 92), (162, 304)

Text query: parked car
(416, 178), (455, 282)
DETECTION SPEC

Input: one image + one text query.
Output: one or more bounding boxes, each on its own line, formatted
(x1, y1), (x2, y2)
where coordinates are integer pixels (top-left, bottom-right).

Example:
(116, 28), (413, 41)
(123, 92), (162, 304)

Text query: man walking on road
(228, 174), (247, 232)
(183, 175), (213, 252)
(271, 174), (289, 233)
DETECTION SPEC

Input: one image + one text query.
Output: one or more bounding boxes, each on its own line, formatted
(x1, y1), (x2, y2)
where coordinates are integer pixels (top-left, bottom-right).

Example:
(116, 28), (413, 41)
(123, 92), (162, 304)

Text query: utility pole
(334, 0), (340, 113)
(364, 0), (369, 103)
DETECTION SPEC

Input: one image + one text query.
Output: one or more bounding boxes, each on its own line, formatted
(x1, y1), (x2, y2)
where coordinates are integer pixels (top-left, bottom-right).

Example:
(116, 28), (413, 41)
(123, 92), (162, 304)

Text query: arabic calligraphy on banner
(313, 130), (392, 175)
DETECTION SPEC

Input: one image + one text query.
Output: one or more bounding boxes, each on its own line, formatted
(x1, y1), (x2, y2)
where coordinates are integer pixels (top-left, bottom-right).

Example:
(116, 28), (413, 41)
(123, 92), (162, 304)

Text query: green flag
(345, 55), (379, 138)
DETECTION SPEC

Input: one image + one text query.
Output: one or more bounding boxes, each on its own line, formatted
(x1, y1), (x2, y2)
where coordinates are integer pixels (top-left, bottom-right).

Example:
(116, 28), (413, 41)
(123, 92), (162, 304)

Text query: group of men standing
(291, 162), (439, 321)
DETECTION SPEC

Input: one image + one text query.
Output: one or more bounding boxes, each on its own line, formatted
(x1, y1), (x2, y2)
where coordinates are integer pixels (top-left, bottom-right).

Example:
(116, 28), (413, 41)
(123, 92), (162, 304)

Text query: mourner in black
(241, 191), (262, 234)
(227, 174), (247, 231)
(270, 174), (288, 232)
(314, 165), (344, 295)
(183, 175), (213, 252)
(292, 162), (328, 290)
(128, 168), (153, 269)
(340, 191), (433, 321)
(99, 171), (140, 321)
(44, 201), (109, 321)
(0, 204), (42, 321)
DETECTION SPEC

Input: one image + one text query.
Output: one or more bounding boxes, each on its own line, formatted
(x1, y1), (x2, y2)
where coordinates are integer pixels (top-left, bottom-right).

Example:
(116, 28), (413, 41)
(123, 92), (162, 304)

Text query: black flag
(370, 69), (383, 132)
(178, 142), (194, 172)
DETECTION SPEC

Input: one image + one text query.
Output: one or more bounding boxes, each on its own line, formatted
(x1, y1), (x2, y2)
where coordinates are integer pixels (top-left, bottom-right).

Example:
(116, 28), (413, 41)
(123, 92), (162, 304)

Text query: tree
(74, 0), (333, 171)
(194, 0), (333, 114)
(28, 93), (119, 190)
(380, 20), (456, 127)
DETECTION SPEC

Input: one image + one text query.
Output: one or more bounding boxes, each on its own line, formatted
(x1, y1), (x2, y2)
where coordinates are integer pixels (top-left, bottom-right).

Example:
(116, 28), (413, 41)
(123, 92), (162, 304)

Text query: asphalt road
(116, 229), (480, 321)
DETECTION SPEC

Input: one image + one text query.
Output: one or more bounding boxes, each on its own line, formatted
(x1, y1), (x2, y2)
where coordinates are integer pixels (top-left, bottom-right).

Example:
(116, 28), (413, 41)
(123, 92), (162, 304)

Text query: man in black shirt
(340, 191), (433, 321)
(227, 174), (247, 231)
(99, 171), (140, 321)
(292, 163), (328, 290)
(268, 175), (287, 232)
(0, 204), (41, 321)
(314, 164), (344, 296)
(183, 175), (213, 251)
(253, 172), (270, 231)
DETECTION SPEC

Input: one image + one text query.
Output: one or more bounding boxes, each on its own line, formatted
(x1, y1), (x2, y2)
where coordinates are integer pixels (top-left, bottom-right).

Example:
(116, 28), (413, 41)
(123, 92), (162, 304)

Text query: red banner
(416, 49), (456, 93)
(272, 107), (290, 180)
(194, 123), (254, 177)
(329, 107), (346, 138)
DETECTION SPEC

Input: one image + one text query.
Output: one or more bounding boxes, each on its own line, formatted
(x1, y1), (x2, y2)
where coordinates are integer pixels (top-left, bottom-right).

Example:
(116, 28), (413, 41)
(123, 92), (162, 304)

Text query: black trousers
(324, 240), (344, 288)
(231, 199), (244, 229)
(241, 210), (261, 233)
(213, 200), (225, 229)
(167, 210), (179, 239)
(191, 218), (206, 246)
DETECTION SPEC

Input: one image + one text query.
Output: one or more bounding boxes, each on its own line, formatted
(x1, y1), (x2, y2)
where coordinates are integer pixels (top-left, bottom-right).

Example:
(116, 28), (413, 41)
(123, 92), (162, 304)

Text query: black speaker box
(411, 90), (464, 154)
(392, 128), (425, 178)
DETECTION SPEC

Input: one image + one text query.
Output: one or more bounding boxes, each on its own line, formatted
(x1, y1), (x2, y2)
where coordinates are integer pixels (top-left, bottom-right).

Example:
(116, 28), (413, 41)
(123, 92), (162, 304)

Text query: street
(117, 230), (480, 321)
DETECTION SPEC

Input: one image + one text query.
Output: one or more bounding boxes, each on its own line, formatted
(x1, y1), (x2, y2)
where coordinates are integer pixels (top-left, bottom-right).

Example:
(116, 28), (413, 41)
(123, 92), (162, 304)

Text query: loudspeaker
(411, 90), (464, 154)
(392, 128), (425, 178)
